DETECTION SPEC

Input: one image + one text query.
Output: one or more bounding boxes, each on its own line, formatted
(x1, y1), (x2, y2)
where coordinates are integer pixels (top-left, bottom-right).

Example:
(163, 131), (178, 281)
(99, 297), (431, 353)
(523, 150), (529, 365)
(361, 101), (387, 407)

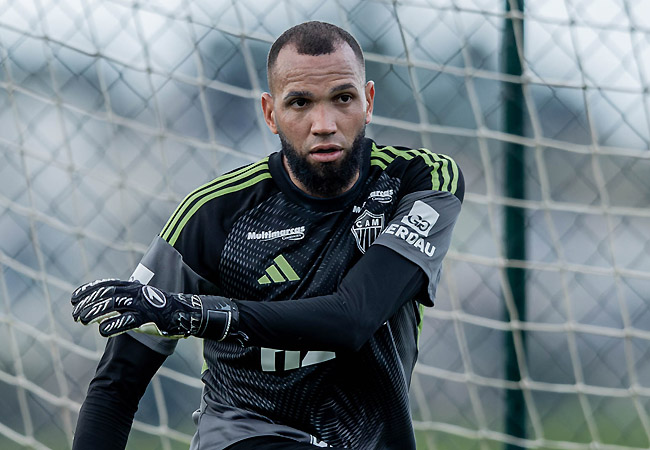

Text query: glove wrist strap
(195, 295), (239, 341)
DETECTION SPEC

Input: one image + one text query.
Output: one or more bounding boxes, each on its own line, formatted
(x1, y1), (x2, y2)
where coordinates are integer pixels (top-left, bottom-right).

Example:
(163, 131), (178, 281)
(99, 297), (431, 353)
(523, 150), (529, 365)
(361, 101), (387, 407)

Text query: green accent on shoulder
(258, 275), (271, 285)
(412, 148), (435, 167)
(420, 148), (458, 194)
(410, 148), (439, 190)
(265, 265), (286, 283)
(372, 143), (459, 194)
(370, 159), (388, 169)
(446, 153), (460, 194)
(429, 152), (448, 191)
(429, 151), (459, 194)
(166, 171), (272, 246)
(370, 144), (395, 163)
(378, 145), (417, 160)
(161, 160), (267, 238)
(274, 255), (300, 281)
(160, 158), (269, 242)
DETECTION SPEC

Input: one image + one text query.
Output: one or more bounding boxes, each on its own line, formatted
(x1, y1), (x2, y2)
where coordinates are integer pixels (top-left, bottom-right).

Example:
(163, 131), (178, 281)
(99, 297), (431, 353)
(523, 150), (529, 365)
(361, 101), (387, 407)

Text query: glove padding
(71, 278), (238, 340)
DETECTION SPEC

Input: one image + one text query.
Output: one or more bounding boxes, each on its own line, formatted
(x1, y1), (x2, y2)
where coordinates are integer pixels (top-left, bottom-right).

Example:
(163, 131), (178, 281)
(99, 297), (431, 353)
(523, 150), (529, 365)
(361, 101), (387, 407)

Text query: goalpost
(0, 0), (649, 449)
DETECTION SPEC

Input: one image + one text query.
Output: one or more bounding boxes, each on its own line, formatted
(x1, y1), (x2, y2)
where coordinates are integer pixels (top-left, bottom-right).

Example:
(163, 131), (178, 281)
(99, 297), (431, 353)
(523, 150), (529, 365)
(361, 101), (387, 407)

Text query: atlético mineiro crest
(351, 210), (385, 253)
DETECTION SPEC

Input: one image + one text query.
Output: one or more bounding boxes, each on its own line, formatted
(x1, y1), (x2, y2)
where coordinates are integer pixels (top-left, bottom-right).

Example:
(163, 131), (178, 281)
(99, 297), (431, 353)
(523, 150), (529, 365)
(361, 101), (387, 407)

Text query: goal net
(0, 0), (648, 449)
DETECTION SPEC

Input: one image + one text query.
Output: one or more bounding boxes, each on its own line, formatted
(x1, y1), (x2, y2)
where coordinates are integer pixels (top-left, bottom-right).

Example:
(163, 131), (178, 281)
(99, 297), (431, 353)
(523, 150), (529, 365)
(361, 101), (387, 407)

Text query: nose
(310, 104), (337, 136)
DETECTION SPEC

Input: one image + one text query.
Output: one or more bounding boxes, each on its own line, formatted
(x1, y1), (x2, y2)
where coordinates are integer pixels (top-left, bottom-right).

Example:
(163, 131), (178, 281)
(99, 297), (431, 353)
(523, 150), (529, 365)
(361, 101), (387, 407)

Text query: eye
(338, 94), (353, 103)
(290, 98), (309, 108)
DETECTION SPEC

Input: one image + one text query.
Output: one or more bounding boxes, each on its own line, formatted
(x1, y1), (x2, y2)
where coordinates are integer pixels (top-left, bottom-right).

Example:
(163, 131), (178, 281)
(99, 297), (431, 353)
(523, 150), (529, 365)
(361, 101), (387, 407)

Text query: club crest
(351, 210), (385, 253)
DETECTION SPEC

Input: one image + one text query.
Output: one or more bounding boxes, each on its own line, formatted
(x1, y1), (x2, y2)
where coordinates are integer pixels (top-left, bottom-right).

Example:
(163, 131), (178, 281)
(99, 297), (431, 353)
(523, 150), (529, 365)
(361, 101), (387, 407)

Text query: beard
(279, 128), (366, 198)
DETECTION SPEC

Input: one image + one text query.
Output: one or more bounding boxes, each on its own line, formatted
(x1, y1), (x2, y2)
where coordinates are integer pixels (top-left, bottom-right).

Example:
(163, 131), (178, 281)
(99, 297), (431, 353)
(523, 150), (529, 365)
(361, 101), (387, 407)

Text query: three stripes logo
(258, 255), (300, 285)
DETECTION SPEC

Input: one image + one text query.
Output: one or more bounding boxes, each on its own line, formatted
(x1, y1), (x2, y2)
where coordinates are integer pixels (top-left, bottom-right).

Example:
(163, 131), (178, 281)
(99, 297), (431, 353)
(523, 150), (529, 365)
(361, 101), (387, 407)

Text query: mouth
(310, 146), (344, 163)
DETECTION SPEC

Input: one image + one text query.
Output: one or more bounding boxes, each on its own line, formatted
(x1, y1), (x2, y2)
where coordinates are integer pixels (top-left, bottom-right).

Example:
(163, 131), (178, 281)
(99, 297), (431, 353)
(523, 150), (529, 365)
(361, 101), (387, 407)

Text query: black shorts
(226, 436), (347, 449)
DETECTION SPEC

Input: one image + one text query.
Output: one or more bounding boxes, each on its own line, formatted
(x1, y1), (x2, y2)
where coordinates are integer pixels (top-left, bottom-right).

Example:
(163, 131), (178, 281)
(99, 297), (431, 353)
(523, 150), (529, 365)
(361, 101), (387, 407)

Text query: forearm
(73, 334), (167, 450)
(74, 394), (132, 450)
(236, 245), (427, 352)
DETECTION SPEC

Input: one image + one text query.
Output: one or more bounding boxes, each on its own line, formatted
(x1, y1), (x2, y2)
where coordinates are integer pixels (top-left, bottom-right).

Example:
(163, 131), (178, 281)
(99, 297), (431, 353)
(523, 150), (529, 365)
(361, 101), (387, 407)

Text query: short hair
(267, 21), (365, 90)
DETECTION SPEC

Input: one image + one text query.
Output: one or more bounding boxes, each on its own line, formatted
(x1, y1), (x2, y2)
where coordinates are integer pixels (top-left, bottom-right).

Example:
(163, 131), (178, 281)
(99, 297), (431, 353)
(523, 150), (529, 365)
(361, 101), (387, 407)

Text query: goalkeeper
(71, 21), (464, 450)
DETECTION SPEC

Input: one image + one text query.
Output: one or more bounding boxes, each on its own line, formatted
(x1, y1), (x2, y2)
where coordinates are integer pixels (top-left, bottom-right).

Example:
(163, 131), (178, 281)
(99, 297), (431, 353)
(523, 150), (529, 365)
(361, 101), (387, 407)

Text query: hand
(71, 278), (238, 340)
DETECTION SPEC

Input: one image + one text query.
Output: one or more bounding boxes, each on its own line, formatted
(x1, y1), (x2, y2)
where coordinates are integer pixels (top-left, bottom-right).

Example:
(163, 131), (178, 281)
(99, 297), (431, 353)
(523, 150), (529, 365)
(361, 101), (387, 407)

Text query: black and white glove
(71, 279), (239, 340)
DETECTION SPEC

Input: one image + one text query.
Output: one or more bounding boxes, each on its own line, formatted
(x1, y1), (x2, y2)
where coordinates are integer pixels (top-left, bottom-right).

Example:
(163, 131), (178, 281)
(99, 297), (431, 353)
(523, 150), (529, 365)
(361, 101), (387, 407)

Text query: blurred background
(0, 0), (649, 449)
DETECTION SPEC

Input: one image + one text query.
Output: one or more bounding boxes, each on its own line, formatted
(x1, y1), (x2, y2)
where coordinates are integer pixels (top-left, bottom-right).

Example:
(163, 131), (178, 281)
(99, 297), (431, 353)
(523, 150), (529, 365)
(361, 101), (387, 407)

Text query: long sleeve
(236, 244), (426, 352)
(72, 334), (167, 450)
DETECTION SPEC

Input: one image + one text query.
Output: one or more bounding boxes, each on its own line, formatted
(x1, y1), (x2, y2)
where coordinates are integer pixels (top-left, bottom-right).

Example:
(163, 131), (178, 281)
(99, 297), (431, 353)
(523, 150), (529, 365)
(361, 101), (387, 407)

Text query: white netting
(0, 0), (648, 449)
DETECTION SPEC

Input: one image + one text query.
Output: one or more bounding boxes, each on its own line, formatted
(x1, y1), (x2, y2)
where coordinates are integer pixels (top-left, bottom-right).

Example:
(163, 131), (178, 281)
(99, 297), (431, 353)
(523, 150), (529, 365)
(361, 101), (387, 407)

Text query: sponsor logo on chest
(247, 226), (306, 241)
(368, 189), (394, 203)
(352, 189), (395, 213)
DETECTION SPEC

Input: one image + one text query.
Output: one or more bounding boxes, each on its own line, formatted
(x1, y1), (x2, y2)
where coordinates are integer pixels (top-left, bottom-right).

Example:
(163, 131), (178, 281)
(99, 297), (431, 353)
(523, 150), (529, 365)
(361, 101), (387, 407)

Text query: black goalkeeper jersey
(124, 138), (463, 449)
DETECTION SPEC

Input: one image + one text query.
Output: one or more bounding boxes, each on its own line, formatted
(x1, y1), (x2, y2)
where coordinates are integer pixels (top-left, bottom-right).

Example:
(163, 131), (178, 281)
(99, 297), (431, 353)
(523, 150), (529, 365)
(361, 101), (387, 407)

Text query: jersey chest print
(218, 173), (401, 302)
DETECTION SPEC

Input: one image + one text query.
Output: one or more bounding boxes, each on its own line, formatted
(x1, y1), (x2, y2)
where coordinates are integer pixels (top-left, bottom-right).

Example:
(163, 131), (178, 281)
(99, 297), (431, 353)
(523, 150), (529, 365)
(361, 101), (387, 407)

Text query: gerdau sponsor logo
(383, 201), (440, 257)
(383, 223), (436, 256)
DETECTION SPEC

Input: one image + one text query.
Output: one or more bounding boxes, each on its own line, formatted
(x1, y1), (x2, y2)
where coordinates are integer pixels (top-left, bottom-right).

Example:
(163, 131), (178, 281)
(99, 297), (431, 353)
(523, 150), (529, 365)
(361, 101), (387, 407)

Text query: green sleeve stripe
(373, 143), (459, 193)
(443, 154), (460, 194)
(417, 148), (459, 193)
(429, 153), (450, 191)
(166, 171), (272, 246)
(383, 146), (443, 190)
(370, 143), (395, 164)
(371, 151), (393, 164)
(410, 149), (439, 191)
(385, 146), (414, 160)
(370, 159), (387, 169)
(412, 148), (434, 167)
(161, 158), (269, 239)
(374, 143), (423, 162)
(161, 158), (269, 238)
(430, 151), (459, 194)
(161, 160), (269, 242)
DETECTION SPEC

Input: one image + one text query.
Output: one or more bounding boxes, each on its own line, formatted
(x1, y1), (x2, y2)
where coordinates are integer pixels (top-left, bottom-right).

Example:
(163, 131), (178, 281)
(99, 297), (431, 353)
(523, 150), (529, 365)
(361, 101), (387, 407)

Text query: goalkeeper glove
(71, 278), (239, 340)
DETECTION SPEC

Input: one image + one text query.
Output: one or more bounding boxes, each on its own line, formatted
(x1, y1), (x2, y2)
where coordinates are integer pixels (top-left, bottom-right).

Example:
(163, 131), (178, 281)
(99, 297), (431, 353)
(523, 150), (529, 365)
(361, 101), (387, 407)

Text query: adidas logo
(258, 255), (300, 285)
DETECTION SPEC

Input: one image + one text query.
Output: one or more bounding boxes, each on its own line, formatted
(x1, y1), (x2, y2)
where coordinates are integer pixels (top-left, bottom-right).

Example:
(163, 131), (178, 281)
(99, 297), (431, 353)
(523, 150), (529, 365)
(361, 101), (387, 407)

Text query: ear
(261, 92), (278, 134)
(364, 81), (375, 125)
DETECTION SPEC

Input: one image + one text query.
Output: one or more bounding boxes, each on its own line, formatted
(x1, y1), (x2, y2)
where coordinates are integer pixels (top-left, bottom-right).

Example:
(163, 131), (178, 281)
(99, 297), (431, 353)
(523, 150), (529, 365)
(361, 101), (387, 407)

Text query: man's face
(262, 42), (375, 197)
